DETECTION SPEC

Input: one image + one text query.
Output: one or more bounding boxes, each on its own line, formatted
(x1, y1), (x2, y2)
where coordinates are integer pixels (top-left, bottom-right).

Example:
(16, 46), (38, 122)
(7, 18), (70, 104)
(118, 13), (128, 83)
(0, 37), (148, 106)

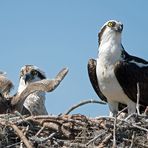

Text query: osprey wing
(88, 59), (107, 102)
(114, 60), (148, 106)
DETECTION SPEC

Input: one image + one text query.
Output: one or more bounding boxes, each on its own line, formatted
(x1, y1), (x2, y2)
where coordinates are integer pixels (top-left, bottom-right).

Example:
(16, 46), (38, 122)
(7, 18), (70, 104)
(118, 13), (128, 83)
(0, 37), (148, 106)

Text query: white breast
(23, 91), (48, 115)
(96, 45), (131, 105)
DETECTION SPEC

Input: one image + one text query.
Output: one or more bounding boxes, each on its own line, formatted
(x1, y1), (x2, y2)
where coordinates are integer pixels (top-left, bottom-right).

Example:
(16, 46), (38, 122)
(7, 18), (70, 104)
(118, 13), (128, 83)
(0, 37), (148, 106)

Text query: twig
(9, 123), (32, 148)
(85, 131), (107, 146)
(129, 131), (135, 148)
(125, 113), (136, 121)
(31, 132), (57, 143)
(64, 99), (106, 115)
(136, 83), (140, 115)
(26, 115), (86, 126)
(131, 123), (148, 132)
(64, 142), (87, 148)
(6, 142), (21, 148)
(98, 133), (112, 147)
(119, 118), (148, 132)
(20, 125), (29, 148)
(35, 126), (45, 137)
(117, 106), (127, 117)
(112, 117), (117, 148)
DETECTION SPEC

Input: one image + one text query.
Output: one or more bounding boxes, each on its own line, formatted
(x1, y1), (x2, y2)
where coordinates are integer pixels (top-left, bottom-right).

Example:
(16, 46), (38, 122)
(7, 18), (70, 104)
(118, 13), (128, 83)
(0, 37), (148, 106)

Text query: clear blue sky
(0, 1), (148, 117)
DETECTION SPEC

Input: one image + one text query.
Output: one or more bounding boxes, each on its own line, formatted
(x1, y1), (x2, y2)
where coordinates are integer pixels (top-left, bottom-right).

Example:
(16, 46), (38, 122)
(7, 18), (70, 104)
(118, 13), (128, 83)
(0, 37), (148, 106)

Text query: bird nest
(0, 112), (148, 148)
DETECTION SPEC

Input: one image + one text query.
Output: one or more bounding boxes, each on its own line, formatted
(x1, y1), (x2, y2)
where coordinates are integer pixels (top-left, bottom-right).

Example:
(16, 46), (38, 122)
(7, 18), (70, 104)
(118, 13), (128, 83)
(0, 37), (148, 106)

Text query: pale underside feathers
(18, 65), (48, 115)
(88, 20), (148, 117)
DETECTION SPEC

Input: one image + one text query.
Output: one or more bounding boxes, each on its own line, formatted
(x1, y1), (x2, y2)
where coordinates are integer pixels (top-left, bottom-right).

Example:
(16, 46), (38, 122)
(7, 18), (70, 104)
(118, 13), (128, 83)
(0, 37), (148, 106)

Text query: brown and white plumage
(12, 67), (68, 114)
(88, 20), (148, 117)
(88, 59), (127, 112)
(0, 68), (68, 114)
(0, 72), (13, 97)
(17, 65), (48, 115)
(0, 71), (13, 113)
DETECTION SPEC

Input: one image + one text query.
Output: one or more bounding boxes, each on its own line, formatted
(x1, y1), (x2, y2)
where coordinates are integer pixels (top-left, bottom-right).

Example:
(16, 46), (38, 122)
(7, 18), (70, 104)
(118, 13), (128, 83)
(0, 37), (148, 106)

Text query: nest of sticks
(0, 110), (148, 148)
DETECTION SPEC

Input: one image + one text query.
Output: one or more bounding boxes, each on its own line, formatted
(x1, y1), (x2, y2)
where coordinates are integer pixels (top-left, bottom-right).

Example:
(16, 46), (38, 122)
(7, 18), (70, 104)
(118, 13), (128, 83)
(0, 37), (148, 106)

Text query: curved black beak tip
(25, 74), (31, 84)
(118, 24), (123, 32)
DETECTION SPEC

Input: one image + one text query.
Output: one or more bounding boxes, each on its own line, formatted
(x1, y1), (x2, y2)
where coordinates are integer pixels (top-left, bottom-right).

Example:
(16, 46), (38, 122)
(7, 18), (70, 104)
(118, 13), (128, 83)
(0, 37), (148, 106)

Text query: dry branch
(113, 117), (117, 148)
(11, 124), (32, 148)
(64, 99), (106, 115)
(136, 82), (140, 115)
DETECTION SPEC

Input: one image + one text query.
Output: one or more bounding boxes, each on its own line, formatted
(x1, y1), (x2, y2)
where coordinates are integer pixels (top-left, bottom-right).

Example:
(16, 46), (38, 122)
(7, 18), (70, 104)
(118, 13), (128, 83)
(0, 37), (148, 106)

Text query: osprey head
(98, 20), (123, 45)
(20, 65), (46, 84)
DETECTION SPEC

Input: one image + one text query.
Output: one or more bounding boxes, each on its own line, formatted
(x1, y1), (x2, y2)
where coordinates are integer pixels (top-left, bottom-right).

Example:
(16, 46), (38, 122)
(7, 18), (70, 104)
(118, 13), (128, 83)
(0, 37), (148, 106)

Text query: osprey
(0, 67), (68, 114)
(17, 65), (48, 115)
(88, 20), (148, 116)
(0, 71), (13, 97)
(0, 71), (13, 113)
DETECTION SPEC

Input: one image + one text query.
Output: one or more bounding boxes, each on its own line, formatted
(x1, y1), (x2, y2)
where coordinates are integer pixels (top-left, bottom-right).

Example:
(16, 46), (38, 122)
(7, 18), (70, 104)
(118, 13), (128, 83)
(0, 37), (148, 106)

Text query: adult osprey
(88, 20), (148, 116)
(17, 65), (48, 115)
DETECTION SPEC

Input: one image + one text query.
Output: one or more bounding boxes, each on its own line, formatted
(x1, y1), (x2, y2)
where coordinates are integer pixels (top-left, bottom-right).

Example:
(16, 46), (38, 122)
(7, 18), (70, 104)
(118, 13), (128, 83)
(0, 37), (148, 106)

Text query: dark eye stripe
(31, 70), (37, 75)
(31, 70), (46, 79)
(38, 71), (46, 79)
(98, 25), (107, 46)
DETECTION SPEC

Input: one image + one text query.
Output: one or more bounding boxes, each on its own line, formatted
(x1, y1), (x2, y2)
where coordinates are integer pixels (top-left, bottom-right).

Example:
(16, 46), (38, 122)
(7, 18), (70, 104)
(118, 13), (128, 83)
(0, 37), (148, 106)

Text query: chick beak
(25, 73), (32, 84)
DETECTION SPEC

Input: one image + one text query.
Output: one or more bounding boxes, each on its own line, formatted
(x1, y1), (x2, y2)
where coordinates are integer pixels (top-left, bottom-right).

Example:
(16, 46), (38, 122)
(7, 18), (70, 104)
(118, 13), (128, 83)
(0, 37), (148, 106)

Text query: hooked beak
(115, 24), (123, 33)
(24, 74), (32, 84)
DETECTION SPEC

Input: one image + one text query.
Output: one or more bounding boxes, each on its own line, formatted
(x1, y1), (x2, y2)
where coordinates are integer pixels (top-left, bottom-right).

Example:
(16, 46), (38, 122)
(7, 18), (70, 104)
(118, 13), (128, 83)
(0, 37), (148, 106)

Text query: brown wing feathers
(0, 68), (68, 114)
(114, 61), (148, 106)
(87, 59), (107, 102)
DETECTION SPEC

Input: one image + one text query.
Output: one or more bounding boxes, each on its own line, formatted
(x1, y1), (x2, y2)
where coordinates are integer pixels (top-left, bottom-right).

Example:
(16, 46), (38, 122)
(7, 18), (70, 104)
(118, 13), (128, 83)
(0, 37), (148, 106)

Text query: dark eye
(107, 21), (116, 27)
(31, 70), (37, 75)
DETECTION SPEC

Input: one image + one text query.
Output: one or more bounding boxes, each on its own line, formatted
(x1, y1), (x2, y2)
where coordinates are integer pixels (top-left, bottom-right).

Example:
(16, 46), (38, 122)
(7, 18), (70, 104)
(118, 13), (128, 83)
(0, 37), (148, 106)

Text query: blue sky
(0, 1), (148, 117)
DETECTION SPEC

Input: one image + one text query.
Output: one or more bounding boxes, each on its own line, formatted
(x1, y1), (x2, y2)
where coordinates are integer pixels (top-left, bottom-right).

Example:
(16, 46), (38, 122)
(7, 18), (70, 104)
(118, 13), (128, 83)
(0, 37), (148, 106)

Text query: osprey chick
(17, 65), (48, 115)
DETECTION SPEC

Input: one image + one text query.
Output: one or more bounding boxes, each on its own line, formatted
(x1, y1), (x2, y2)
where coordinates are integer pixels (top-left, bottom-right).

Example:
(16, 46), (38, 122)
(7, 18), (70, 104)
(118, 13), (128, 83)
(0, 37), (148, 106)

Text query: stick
(125, 113), (135, 121)
(20, 125), (29, 148)
(6, 142), (21, 148)
(119, 118), (148, 132)
(10, 123), (32, 148)
(117, 106), (127, 117)
(86, 131), (106, 146)
(98, 133), (112, 147)
(35, 126), (45, 137)
(129, 131), (135, 148)
(136, 83), (140, 115)
(31, 132), (57, 143)
(112, 117), (117, 148)
(64, 99), (106, 115)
